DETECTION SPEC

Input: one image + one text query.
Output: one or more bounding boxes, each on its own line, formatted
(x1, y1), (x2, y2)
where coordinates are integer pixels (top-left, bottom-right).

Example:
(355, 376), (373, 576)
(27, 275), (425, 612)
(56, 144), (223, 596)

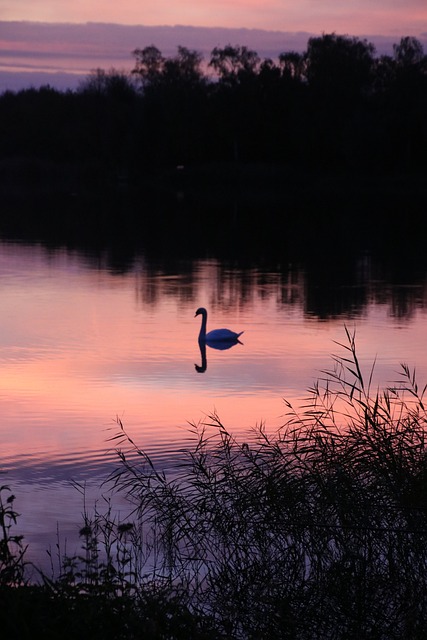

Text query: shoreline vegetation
(1, 33), (426, 218)
(2, 331), (427, 637)
(1, 33), (426, 265)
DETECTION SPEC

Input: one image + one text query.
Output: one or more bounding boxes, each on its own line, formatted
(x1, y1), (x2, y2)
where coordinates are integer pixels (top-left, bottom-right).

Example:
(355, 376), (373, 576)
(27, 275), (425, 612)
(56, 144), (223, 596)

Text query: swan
(195, 307), (244, 344)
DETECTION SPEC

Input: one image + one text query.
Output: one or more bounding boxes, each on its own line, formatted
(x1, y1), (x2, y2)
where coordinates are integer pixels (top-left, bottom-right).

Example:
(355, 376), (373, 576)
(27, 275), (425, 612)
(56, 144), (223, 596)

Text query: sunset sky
(1, 1), (426, 89)
(2, 0), (427, 34)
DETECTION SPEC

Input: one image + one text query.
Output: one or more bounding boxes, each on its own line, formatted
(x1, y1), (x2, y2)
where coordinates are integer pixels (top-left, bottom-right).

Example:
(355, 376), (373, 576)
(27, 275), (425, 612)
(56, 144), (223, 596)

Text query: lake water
(1, 239), (427, 574)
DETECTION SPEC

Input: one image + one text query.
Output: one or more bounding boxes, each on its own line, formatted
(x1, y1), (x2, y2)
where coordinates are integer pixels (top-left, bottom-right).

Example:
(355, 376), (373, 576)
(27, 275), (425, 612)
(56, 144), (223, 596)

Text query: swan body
(195, 307), (244, 344)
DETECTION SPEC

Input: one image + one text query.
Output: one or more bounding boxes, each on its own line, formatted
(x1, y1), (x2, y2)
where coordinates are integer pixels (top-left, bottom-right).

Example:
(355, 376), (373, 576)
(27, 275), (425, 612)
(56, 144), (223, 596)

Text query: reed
(0, 486), (28, 588)
(108, 328), (427, 638)
(3, 328), (427, 637)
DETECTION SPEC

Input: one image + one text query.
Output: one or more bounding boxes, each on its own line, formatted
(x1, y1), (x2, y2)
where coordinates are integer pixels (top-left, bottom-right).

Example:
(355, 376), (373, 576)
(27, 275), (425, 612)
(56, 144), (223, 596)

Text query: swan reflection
(195, 336), (243, 373)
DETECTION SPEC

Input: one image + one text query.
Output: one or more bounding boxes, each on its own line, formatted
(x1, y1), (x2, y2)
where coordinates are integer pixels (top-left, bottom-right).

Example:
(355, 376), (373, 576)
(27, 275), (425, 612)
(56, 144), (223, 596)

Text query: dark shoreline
(1, 160), (426, 264)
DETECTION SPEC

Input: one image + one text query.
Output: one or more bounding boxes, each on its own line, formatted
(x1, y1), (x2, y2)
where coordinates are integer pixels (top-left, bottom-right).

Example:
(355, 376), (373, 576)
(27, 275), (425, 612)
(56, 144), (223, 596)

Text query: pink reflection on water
(0, 241), (427, 570)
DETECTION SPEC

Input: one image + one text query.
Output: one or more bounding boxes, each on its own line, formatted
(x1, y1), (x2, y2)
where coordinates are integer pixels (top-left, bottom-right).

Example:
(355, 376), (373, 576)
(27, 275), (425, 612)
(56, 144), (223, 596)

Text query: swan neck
(199, 310), (208, 339)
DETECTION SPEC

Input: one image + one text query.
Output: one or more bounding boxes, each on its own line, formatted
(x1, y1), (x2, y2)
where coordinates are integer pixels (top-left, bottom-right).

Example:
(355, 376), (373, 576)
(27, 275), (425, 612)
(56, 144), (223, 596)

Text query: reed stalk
(107, 328), (427, 638)
(4, 329), (427, 638)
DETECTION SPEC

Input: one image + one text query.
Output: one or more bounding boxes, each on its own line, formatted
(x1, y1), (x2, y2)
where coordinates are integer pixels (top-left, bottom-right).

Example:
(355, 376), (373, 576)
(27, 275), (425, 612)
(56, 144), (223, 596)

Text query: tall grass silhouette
(107, 328), (427, 638)
(3, 328), (427, 638)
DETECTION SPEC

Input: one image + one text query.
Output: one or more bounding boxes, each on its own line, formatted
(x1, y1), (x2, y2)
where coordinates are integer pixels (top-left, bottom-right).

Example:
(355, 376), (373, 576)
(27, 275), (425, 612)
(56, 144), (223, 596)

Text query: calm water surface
(1, 240), (427, 571)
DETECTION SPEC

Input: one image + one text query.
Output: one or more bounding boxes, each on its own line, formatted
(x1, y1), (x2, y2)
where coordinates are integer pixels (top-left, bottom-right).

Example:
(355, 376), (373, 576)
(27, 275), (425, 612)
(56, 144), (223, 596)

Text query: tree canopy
(0, 34), (426, 175)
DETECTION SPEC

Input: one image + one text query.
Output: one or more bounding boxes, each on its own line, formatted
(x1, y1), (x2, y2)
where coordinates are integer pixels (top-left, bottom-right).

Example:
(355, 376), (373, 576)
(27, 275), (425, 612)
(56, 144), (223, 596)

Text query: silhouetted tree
(371, 55), (397, 93)
(132, 45), (165, 86)
(209, 45), (260, 85)
(300, 34), (377, 168)
(162, 46), (204, 87)
(278, 51), (306, 82)
(1, 32), (427, 185)
(393, 36), (424, 67)
(388, 37), (427, 168)
(132, 45), (204, 89)
(131, 46), (208, 167)
(78, 68), (137, 99)
(305, 33), (375, 102)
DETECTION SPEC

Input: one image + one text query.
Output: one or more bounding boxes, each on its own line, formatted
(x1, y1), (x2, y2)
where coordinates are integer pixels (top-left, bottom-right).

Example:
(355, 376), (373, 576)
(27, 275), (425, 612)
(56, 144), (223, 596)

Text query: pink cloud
(1, 1), (427, 34)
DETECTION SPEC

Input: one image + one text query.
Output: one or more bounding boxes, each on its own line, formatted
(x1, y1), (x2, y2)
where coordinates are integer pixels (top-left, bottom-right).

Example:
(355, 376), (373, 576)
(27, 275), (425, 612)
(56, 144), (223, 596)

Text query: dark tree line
(1, 33), (427, 261)
(0, 32), (426, 180)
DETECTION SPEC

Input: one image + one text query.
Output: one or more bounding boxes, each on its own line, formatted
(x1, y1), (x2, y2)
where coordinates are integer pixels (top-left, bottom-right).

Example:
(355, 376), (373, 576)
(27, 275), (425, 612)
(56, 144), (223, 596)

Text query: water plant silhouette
(107, 328), (427, 638)
(3, 329), (427, 638)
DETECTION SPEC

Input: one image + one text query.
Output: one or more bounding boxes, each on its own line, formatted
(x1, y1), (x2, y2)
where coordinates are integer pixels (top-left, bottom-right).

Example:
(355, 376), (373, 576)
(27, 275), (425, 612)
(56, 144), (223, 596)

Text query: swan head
(195, 307), (207, 317)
